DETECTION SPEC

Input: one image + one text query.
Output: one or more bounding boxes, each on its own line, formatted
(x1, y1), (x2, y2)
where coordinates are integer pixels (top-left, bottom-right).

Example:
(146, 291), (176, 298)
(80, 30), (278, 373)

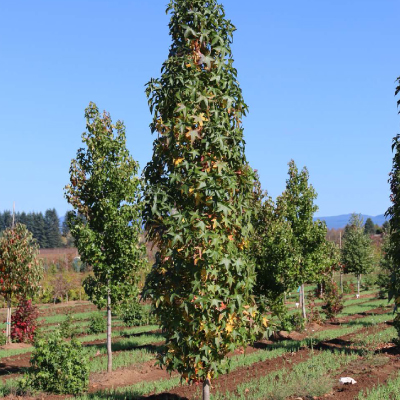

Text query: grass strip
(357, 369), (400, 399)
(212, 350), (358, 399)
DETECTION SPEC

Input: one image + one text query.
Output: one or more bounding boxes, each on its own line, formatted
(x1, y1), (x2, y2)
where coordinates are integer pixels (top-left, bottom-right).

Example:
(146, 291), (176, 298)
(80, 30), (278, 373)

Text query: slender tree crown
(0, 223), (43, 301)
(276, 160), (327, 286)
(143, 0), (260, 383)
(65, 103), (147, 309)
(341, 214), (374, 276)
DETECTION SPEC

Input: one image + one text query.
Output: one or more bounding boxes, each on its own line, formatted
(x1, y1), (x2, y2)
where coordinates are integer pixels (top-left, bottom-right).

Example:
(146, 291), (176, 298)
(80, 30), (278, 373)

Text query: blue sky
(1, 0), (399, 218)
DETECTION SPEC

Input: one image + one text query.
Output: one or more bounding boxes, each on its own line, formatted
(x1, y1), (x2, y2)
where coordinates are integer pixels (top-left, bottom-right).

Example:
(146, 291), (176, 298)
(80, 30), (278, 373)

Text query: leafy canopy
(65, 102), (147, 310)
(143, 0), (260, 383)
(252, 160), (328, 304)
(386, 76), (400, 335)
(0, 223), (43, 301)
(341, 214), (374, 276)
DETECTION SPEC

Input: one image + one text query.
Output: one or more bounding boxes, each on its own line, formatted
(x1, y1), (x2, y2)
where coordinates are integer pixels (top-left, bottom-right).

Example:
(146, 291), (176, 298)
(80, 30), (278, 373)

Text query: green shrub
(21, 330), (89, 394)
(279, 312), (305, 332)
(362, 274), (376, 290)
(0, 333), (6, 346)
(60, 313), (79, 338)
(120, 301), (146, 327)
(343, 281), (355, 294)
(87, 313), (106, 334)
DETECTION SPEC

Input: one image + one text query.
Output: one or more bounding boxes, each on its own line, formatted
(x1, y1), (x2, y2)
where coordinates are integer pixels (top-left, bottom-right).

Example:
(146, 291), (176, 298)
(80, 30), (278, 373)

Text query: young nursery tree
(0, 223), (43, 343)
(142, 1), (260, 398)
(386, 76), (400, 337)
(65, 103), (147, 373)
(341, 214), (374, 297)
(272, 160), (328, 319)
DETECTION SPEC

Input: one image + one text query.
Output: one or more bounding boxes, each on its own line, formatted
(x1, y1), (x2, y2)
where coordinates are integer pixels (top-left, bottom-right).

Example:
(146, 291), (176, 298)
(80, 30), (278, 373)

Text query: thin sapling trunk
(301, 283), (306, 320)
(203, 379), (210, 400)
(107, 288), (112, 373)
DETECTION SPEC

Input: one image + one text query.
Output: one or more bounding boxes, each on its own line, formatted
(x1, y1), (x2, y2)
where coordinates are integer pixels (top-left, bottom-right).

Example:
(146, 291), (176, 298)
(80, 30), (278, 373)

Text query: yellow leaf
(225, 323), (233, 333)
(174, 157), (184, 166)
(262, 317), (268, 328)
(186, 63), (192, 68)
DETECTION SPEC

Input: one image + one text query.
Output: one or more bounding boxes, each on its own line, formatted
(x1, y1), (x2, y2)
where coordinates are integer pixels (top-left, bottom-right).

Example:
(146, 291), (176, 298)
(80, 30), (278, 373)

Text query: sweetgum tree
(0, 223), (43, 343)
(65, 103), (147, 373)
(341, 214), (374, 297)
(142, 1), (261, 397)
(256, 161), (328, 319)
(386, 76), (400, 337)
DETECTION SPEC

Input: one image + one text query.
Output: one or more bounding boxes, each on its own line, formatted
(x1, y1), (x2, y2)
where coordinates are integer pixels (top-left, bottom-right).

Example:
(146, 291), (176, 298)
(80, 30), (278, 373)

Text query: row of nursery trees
(1, 1), (399, 398)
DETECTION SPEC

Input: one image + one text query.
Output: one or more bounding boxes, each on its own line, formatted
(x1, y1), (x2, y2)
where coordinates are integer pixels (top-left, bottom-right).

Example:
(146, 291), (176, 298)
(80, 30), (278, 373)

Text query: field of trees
(2, 0), (400, 399)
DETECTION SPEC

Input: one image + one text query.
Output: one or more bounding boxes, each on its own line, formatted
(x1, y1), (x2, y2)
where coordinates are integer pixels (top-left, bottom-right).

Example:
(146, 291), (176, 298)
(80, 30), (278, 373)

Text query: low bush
(119, 301), (155, 327)
(11, 299), (39, 344)
(307, 292), (322, 324)
(21, 330), (89, 394)
(60, 313), (79, 338)
(279, 312), (305, 332)
(87, 313), (106, 334)
(322, 281), (344, 321)
(343, 281), (355, 294)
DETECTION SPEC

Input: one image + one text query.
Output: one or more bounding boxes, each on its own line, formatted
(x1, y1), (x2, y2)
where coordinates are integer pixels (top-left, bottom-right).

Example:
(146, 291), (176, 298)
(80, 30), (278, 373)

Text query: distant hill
(314, 214), (388, 229)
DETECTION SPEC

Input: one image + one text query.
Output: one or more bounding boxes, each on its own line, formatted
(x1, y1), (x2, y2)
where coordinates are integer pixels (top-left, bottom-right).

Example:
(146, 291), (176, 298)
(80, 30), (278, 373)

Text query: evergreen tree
(142, 1), (260, 397)
(341, 214), (374, 296)
(364, 217), (375, 236)
(44, 209), (63, 248)
(32, 213), (48, 248)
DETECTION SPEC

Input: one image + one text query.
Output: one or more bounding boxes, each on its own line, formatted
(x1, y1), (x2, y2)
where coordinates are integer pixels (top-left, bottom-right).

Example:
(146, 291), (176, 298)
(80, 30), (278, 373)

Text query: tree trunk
(107, 289), (112, 373)
(6, 299), (11, 344)
(357, 275), (361, 297)
(340, 271), (343, 294)
(203, 378), (210, 400)
(300, 284), (306, 319)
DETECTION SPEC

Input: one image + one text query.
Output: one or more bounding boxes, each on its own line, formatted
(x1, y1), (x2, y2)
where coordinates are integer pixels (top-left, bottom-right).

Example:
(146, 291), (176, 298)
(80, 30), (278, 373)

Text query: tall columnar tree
(341, 214), (374, 296)
(386, 76), (400, 336)
(142, 1), (260, 398)
(254, 160), (328, 319)
(65, 103), (147, 373)
(0, 223), (43, 343)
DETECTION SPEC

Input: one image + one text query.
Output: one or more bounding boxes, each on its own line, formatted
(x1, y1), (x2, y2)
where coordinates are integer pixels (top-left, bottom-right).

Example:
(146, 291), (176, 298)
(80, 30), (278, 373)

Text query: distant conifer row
(0, 209), (65, 248)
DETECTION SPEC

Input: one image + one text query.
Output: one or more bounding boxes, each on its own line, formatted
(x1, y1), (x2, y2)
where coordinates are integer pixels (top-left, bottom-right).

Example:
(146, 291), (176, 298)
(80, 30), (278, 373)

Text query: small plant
(21, 330), (89, 394)
(306, 292), (322, 324)
(362, 274), (376, 290)
(60, 313), (79, 338)
(342, 281), (355, 294)
(87, 313), (106, 334)
(11, 299), (39, 344)
(322, 281), (344, 321)
(279, 312), (305, 332)
(120, 300), (146, 327)
(0, 332), (6, 346)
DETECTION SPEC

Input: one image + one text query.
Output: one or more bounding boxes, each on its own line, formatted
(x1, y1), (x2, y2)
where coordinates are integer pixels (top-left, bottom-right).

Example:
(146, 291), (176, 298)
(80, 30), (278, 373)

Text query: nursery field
(1, 286), (400, 400)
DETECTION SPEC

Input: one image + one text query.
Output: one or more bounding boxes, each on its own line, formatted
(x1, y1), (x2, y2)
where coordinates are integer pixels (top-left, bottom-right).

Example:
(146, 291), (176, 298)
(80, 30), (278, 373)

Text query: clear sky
(1, 0), (399, 218)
